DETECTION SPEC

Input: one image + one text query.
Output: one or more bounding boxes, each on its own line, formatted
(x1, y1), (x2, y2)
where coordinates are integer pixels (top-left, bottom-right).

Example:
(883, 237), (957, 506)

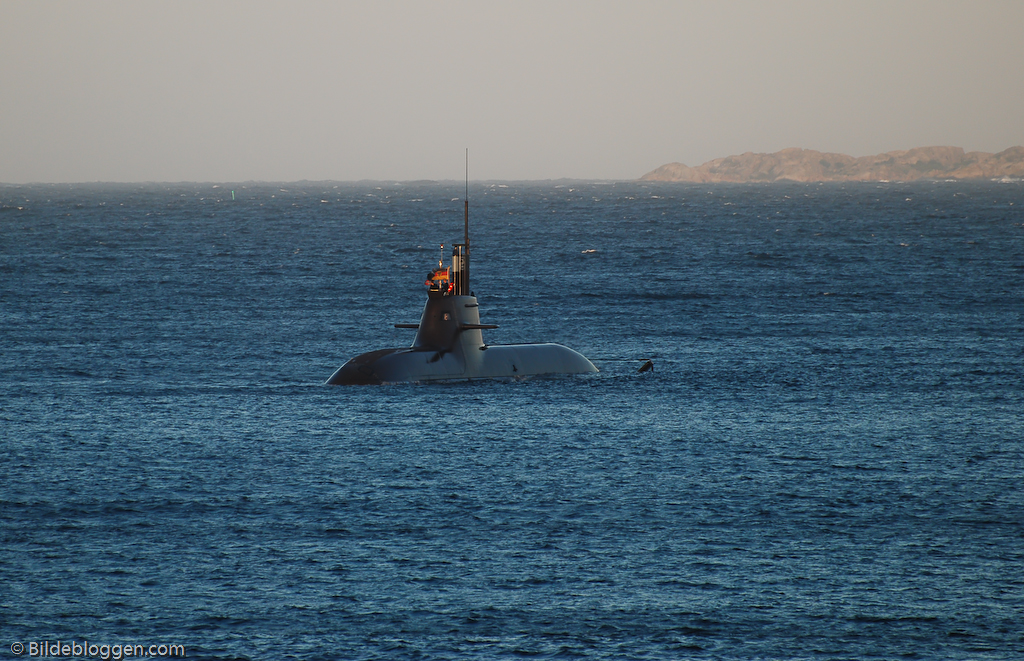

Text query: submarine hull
(327, 294), (597, 384)
(326, 342), (597, 385)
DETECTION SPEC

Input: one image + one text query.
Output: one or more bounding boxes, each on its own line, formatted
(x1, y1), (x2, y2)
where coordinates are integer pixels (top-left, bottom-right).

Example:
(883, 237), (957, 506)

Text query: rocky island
(641, 146), (1024, 183)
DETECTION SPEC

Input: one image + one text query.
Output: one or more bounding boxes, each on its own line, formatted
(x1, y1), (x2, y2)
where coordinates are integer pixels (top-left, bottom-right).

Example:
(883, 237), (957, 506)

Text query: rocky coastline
(641, 146), (1024, 183)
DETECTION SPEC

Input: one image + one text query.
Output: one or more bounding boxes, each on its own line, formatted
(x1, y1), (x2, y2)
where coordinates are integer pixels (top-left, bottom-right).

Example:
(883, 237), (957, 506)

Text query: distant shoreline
(642, 146), (1024, 183)
(4, 151), (1024, 188)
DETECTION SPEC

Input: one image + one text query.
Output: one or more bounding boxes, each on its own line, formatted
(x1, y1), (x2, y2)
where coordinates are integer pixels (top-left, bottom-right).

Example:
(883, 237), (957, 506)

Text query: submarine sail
(325, 189), (597, 385)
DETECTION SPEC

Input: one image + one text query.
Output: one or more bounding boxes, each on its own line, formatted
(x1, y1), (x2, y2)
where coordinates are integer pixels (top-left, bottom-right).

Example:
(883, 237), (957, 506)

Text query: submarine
(326, 193), (597, 385)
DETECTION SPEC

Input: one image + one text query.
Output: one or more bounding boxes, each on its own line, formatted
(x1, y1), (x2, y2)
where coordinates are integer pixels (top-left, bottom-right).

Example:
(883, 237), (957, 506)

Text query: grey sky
(2, 0), (1022, 183)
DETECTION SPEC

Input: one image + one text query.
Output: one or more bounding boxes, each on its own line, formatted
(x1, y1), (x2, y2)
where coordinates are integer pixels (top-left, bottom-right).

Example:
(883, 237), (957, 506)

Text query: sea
(2, 179), (1022, 660)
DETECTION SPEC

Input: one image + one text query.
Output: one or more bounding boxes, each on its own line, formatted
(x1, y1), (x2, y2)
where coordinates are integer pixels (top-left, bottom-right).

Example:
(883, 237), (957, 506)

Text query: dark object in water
(638, 359), (654, 373)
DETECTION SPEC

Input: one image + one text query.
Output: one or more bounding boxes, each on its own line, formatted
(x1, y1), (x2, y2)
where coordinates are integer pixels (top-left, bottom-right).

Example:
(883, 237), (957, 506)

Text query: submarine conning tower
(410, 240), (497, 353)
(406, 195), (490, 353)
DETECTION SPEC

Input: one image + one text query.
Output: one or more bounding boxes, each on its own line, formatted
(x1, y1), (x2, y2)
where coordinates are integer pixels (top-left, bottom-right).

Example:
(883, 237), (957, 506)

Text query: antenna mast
(464, 148), (470, 295)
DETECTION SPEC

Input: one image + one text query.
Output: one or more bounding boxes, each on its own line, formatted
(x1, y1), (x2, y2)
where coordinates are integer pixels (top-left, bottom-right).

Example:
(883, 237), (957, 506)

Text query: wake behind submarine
(326, 194), (597, 385)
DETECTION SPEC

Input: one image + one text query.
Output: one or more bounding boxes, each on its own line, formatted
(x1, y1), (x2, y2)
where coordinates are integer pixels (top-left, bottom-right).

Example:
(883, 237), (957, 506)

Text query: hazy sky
(2, 1), (1022, 183)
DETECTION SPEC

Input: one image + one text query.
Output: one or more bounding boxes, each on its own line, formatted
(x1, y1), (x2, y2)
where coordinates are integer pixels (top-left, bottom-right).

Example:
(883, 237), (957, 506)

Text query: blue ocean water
(2, 180), (1023, 659)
